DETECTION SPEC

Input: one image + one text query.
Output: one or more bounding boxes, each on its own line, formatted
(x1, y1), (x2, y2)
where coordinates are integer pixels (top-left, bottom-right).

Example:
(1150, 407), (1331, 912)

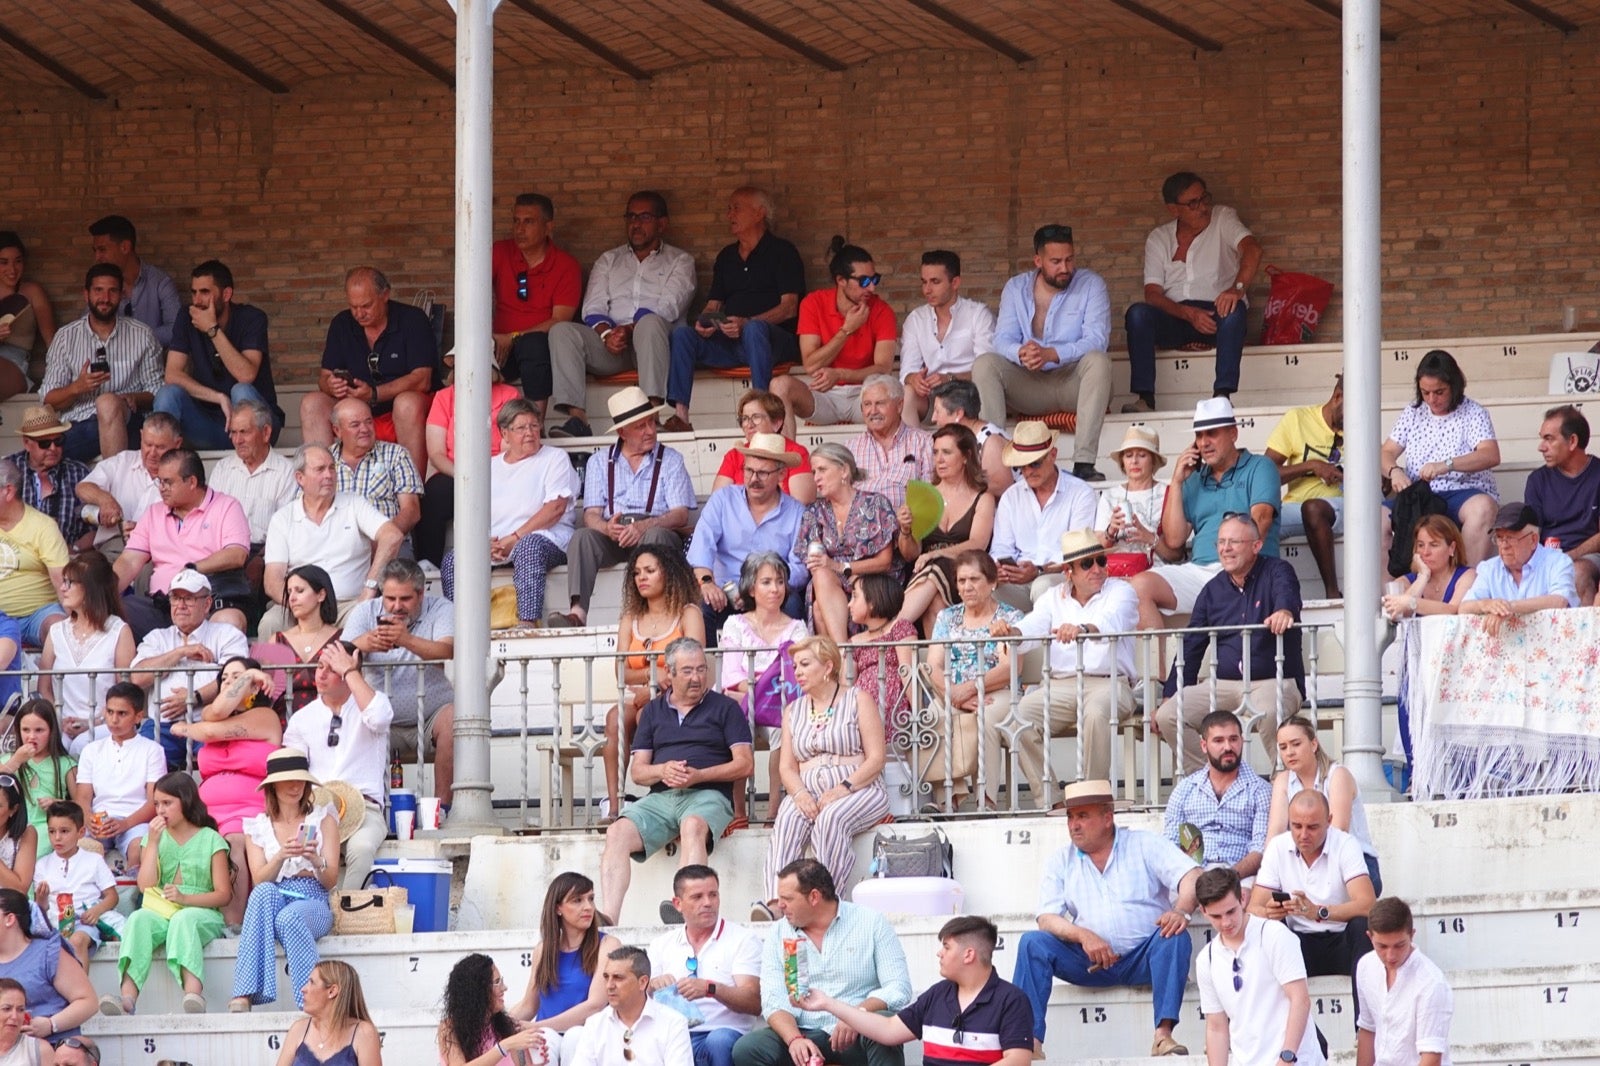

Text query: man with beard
(971, 225), (1111, 482)
(1265, 376), (1345, 598)
(1153, 513), (1303, 775)
(549, 191), (696, 438)
(40, 264), (164, 461)
(1163, 710), (1272, 876)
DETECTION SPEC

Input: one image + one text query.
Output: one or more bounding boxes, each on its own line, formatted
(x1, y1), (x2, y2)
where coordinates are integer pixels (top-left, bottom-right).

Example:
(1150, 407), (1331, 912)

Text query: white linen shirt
(899, 297), (996, 379)
(1255, 826), (1369, 933)
(581, 242), (698, 327)
(1196, 915), (1325, 1066)
(1037, 827), (1197, 956)
(283, 690), (395, 803)
(647, 918), (763, 1033)
(1143, 205), (1253, 304)
(134, 619), (250, 706)
(263, 492), (391, 602)
(1014, 576), (1139, 679)
(567, 998), (693, 1066)
(81, 450), (161, 546)
(1356, 948), (1453, 1066)
(209, 450), (299, 544)
(76, 734), (166, 819)
(991, 471), (1099, 567)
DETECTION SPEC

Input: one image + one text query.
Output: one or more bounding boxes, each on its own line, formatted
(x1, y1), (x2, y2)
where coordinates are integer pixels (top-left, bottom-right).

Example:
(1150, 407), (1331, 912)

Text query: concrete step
(82, 1008), (430, 1066)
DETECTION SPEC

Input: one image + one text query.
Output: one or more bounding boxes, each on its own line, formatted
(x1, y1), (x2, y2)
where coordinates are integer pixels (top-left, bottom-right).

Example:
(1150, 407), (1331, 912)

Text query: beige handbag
(332, 870), (408, 935)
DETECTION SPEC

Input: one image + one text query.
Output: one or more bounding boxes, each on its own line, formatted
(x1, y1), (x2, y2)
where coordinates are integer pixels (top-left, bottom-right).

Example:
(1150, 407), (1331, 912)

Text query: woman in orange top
(599, 546), (705, 820)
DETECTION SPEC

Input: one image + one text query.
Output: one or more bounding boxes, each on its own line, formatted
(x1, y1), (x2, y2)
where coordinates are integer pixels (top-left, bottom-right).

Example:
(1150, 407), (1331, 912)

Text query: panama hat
(1001, 421), (1057, 467)
(607, 386), (666, 433)
(258, 747), (320, 789)
(17, 406), (68, 440)
(1192, 397), (1238, 432)
(311, 780), (368, 843)
(1060, 779), (1115, 809)
(735, 432), (801, 468)
(1109, 425), (1166, 470)
(1059, 529), (1109, 568)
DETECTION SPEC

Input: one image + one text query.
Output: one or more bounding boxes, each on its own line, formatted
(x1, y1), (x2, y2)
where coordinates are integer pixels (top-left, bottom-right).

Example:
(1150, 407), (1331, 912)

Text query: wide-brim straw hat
(258, 747), (320, 789)
(735, 432), (801, 468)
(1109, 425), (1166, 470)
(1001, 421), (1056, 467)
(18, 406), (68, 439)
(607, 386), (666, 432)
(311, 779), (368, 843)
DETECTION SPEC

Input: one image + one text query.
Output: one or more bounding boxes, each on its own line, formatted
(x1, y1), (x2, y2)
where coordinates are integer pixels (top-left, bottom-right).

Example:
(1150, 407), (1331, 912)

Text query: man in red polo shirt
(491, 193), (582, 414)
(769, 243), (897, 435)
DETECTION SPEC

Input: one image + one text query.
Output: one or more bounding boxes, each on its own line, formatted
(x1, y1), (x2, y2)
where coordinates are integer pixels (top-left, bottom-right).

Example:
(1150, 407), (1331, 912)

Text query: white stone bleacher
(75, 793), (1600, 1065)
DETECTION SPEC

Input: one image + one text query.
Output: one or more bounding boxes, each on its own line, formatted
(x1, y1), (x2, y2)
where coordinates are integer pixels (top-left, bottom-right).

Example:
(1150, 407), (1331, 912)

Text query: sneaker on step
(1072, 463), (1105, 483)
(548, 416), (593, 439)
(658, 900), (685, 925)
(1121, 397), (1155, 414)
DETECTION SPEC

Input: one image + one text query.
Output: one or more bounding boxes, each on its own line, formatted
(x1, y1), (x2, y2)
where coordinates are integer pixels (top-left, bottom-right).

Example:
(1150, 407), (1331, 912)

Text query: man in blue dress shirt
(1459, 501), (1578, 633)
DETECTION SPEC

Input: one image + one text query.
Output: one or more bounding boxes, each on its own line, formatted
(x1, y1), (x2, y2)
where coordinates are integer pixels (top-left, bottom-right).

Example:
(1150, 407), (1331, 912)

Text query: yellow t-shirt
(1265, 405), (1341, 503)
(0, 506), (69, 617)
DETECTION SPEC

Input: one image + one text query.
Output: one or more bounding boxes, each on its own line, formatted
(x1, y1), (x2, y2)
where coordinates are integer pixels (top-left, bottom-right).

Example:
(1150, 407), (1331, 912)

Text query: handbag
(1260, 265), (1334, 345)
(870, 824), (953, 879)
(140, 886), (183, 920)
(490, 585), (520, 630)
(746, 640), (798, 729)
(332, 869), (408, 935)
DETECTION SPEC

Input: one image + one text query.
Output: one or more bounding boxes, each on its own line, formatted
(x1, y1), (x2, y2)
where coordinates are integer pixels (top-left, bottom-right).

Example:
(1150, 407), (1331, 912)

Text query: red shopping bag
(1260, 265), (1334, 345)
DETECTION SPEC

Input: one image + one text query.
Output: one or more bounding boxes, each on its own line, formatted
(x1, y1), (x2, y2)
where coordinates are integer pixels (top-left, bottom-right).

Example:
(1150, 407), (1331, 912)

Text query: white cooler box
(851, 875), (964, 917)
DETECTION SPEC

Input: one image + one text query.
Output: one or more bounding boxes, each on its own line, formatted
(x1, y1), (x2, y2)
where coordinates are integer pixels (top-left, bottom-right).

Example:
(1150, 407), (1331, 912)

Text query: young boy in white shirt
(33, 801), (120, 962)
(70, 683), (165, 870)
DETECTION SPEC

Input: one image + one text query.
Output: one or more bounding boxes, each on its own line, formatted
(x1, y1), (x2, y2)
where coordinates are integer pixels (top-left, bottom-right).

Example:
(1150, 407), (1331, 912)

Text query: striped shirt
(848, 422), (934, 510)
(1038, 827), (1198, 956)
(4, 452), (91, 545)
(329, 440), (423, 521)
(39, 315), (164, 424)
(759, 901), (912, 1031)
(898, 969), (1034, 1066)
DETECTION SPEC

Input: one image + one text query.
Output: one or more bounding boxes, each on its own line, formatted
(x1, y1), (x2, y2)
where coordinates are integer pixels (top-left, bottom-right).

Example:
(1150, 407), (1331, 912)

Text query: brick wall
(5, 17), (1597, 383)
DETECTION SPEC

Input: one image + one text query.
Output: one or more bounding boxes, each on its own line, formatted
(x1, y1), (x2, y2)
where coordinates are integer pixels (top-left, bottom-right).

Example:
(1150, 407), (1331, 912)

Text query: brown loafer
(1152, 1034), (1189, 1056)
(660, 414), (694, 433)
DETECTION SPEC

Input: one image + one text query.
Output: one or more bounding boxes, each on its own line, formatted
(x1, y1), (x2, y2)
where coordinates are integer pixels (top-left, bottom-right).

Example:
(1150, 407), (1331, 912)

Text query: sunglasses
(1231, 955), (1243, 992)
(31, 436), (65, 450)
(1022, 454), (1051, 471)
(685, 956), (698, 977)
(623, 1029), (634, 1061)
(848, 273), (881, 287)
(365, 351), (385, 382)
(327, 713), (343, 748)
(516, 271), (529, 301)
(60, 1039), (101, 1064)
(1073, 555), (1109, 572)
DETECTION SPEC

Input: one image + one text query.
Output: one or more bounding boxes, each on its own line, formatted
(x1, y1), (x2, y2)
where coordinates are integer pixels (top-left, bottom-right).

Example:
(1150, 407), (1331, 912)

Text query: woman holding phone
(229, 748), (341, 1013)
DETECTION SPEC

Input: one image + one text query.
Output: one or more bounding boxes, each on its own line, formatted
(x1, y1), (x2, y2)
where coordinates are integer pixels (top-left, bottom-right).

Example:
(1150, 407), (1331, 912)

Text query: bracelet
(495, 1041), (507, 1058)
(343, 668), (361, 679)
(599, 327), (615, 341)
(48, 1016), (56, 1034)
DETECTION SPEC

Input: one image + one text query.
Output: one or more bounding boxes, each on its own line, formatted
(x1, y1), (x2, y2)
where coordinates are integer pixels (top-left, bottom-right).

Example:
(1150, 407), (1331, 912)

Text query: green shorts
(622, 788), (734, 860)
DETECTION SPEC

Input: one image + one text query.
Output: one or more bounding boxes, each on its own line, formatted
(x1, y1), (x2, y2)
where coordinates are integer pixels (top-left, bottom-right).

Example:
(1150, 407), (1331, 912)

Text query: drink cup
(418, 797), (441, 831)
(393, 902), (415, 935)
(395, 810), (415, 840)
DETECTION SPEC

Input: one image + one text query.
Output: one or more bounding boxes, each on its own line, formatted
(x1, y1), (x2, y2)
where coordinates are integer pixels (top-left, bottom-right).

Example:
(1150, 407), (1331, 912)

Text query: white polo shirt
(210, 450), (299, 545)
(81, 450), (161, 546)
(1356, 948), (1453, 1066)
(283, 690), (395, 803)
(1196, 915), (1325, 1066)
(647, 918), (763, 1034)
(76, 733), (166, 818)
(264, 492), (390, 602)
(1256, 826), (1369, 933)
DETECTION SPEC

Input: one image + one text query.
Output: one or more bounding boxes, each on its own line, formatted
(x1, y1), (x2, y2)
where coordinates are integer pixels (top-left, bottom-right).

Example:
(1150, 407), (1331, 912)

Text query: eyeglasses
(516, 271), (529, 301)
(622, 212), (660, 223)
(737, 413), (767, 426)
(1231, 955), (1244, 992)
(31, 436), (65, 450)
(1177, 191), (1215, 210)
(848, 273), (881, 287)
(1327, 432), (1343, 466)
(744, 466), (782, 481)
(60, 1039), (101, 1064)
(623, 1029), (635, 1061)
(327, 713), (343, 748)
(1073, 555), (1109, 572)
(1022, 455), (1051, 471)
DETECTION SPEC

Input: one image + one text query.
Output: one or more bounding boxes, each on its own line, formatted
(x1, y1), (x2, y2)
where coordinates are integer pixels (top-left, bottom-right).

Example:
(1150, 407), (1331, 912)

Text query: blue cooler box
(372, 857), (452, 932)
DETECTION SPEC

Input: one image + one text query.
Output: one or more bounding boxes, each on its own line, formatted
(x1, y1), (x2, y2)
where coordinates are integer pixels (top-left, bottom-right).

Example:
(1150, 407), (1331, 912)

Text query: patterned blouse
(851, 618), (917, 744)
(931, 601), (1024, 686)
(793, 490), (897, 565)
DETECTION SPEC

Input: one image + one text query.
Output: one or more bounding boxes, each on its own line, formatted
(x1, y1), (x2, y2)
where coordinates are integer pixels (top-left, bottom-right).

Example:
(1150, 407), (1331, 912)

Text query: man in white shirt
(209, 399), (297, 620)
(990, 422), (1099, 609)
(1356, 898), (1453, 1066)
(988, 530), (1138, 805)
(1195, 867), (1323, 1066)
(647, 865), (762, 1066)
(550, 191), (697, 438)
(75, 412), (179, 549)
(1249, 791), (1376, 1008)
(900, 251), (995, 426)
(282, 640), (393, 889)
(260, 444), (404, 637)
(129, 568), (249, 770)
(571, 945), (693, 1066)
(1123, 172), (1262, 412)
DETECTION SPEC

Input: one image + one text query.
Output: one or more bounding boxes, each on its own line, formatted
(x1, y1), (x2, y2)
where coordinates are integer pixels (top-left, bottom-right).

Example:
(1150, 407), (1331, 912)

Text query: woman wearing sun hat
(229, 747), (342, 1013)
(1096, 424), (1169, 577)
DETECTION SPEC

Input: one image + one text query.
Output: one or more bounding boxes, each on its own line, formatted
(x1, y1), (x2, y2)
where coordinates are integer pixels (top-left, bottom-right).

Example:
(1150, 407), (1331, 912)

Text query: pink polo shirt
(125, 488), (251, 594)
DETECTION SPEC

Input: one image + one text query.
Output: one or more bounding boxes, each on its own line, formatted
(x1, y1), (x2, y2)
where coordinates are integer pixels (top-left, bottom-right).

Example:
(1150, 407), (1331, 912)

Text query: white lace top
(242, 804), (336, 881)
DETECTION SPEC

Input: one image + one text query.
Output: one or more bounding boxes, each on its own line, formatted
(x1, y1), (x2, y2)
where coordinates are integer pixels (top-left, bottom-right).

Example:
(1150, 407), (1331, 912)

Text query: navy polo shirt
(1165, 554), (1305, 698)
(321, 301), (439, 414)
(707, 232), (805, 328)
(897, 968), (1035, 1066)
(168, 303), (282, 419)
(631, 689), (753, 801)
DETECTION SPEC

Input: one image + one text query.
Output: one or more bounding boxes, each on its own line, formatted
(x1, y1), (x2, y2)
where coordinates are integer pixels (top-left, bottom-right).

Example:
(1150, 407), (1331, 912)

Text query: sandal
(182, 992), (206, 1013)
(749, 900), (779, 923)
(229, 997), (252, 1013)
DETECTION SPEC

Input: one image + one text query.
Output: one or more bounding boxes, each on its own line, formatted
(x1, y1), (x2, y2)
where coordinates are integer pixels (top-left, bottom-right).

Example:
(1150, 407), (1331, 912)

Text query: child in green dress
(101, 772), (232, 1015)
(0, 700), (76, 857)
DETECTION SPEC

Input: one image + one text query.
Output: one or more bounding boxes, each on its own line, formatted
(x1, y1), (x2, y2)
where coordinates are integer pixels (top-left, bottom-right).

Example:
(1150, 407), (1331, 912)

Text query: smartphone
(89, 355), (110, 375)
(1271, 890), (1291, 903)
(331, 369), (354, 385)
(698, 311), (728, 327)
(297, 823), (318, 848)
(997, 557), (1017, 568)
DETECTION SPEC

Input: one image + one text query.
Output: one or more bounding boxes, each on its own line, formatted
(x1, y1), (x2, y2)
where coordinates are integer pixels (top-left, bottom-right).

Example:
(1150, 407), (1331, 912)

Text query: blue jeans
(690, 1027), (742, 1066)
(1125, 299), (1249, 396)
(667, 321), (798, 406)
(153, 382), (279, 450)
(1014, 927), (1192, 1040)
(64, 410), (145, 463)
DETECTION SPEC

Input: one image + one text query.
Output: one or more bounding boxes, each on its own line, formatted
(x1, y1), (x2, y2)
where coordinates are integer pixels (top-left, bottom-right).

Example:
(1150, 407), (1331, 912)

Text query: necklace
(806, 683), (841, 726)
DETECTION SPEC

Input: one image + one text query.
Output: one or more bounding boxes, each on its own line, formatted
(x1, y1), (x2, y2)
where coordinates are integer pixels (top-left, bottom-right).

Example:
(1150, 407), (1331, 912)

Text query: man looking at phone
(548, 191), (696, 439)
(302, 266), (437, 479)
(665, 187), (804, 432)
(1249, 791), (1376, 1009)
(343, 559), (456, 806)
(40, 263), (164, 462)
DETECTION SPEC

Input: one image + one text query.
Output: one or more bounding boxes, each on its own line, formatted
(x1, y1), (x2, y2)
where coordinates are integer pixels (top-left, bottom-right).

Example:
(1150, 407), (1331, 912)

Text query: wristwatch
(1233, 282), (1246, 293)
(1280, 1052), (1297, 1063)
(706, 982), (717, 997)
(841, 563), (854, 582)
(206, 325), (220, 338)
(363, 579), (380, 591)
(1317, 906), (1330, 921)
